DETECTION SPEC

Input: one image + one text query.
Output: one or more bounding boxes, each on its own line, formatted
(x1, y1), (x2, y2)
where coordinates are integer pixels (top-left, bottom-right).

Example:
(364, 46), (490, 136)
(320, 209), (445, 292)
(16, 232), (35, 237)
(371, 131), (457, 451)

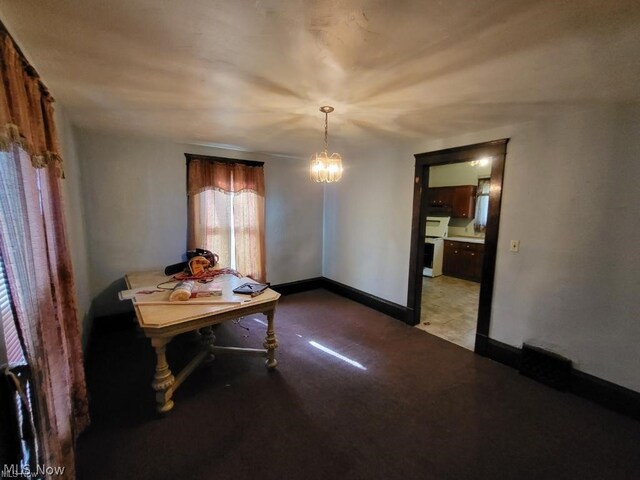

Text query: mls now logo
(1, 464), (65, 477)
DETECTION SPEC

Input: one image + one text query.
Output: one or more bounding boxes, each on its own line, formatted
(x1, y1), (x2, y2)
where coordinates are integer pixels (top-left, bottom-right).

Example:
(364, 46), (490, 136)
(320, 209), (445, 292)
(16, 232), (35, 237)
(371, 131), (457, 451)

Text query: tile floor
(415, 275), (480, 350)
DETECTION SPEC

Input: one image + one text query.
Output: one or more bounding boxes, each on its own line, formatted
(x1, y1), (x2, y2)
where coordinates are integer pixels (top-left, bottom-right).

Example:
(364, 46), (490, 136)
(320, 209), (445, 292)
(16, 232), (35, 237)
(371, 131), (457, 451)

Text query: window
(186, 155), (266, 282)
(474, 178), (490, 232)
(0, 29), (89, 470)
(1, 221), (36, 473)
(0, 251), (26, 367)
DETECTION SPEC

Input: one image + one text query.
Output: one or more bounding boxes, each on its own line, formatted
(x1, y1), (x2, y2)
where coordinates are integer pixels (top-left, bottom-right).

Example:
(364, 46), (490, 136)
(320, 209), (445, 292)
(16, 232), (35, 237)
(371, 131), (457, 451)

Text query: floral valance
(0, 32), (64, 177)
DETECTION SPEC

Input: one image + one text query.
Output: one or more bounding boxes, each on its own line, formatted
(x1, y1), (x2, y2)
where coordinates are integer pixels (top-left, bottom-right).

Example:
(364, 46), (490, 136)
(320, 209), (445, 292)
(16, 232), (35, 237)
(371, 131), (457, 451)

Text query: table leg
(200, 326), (216, 362)
(263, 310), (278, 369)
(151, 337), (175, 413)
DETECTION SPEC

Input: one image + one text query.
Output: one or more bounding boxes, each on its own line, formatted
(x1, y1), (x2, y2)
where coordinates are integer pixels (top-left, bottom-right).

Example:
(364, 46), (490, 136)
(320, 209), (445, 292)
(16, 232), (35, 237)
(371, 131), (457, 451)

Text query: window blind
(0, 253), (25, 366)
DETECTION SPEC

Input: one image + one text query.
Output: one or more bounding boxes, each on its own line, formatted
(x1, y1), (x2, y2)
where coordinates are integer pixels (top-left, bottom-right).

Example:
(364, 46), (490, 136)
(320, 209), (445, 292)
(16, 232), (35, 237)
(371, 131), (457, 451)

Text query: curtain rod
(184, 153), (264, 167)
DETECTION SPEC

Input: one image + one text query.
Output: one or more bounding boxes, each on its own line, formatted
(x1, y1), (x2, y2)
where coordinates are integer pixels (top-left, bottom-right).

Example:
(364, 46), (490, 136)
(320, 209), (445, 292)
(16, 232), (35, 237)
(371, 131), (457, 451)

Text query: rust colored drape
(187, 159), (266, 282)
(0, 30), (88, 476)
(0, 33), (64, 177)
(187, 159), (265, 197)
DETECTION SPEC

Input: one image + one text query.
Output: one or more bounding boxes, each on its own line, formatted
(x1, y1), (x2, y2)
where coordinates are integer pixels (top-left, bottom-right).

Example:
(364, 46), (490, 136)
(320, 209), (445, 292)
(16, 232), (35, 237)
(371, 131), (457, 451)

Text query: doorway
(406, 139), (508, 355)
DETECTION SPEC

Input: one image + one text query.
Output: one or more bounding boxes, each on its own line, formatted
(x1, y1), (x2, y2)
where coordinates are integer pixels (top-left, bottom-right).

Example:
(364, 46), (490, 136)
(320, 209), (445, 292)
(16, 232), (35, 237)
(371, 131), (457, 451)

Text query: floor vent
(520, 344), (572, 391)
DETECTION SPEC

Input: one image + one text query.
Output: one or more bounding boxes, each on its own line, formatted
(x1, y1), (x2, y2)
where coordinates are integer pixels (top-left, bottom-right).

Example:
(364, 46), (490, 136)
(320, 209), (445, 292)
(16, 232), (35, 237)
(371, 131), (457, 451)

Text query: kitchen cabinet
(427, 185), (477, 219)
(426, 187), (453, 209)
(443, 240), (484, 282)
(451, 185), (477, 218)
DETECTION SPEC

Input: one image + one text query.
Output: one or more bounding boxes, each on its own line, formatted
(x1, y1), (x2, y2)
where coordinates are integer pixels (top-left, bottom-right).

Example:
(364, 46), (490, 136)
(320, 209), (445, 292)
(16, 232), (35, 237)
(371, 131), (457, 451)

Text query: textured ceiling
(1, 0), (639, 157)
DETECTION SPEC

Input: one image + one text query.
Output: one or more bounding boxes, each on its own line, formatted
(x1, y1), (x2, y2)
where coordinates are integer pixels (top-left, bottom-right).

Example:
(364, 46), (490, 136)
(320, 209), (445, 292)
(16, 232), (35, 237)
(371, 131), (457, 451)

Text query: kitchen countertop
(446, 236), (485, 244)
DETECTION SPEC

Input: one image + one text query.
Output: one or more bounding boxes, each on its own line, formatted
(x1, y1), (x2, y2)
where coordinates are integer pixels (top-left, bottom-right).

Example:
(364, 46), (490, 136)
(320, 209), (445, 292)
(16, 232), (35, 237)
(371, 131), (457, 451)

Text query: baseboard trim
(571, 369), (640, 421)
(404, 307), (415, 326)
(484, 336), (521, 369)
(482, 338), (640, 421)
(269, 276), (408, 321)
(321, 278), (408, 321)
(270, 277), (324, 296)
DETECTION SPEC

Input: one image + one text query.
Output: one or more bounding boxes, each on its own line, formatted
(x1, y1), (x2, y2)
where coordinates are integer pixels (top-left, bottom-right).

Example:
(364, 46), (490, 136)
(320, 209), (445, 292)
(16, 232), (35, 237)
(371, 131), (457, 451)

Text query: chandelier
(310, 106), (343, 183)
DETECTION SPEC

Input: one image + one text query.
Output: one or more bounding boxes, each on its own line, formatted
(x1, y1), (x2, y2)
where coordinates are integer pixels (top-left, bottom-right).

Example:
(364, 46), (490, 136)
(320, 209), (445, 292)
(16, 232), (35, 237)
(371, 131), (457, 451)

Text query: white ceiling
(1, 0), (639, 157)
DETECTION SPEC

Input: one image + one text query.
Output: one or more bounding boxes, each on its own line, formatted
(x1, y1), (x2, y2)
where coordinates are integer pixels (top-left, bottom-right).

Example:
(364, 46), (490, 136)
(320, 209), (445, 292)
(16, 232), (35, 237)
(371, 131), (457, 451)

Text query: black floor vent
(519, 344), (572, 390)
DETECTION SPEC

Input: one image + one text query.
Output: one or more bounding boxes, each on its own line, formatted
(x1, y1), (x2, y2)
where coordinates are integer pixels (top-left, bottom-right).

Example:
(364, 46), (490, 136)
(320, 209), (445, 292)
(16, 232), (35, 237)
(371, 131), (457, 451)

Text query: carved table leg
(200, 325), (217, 362)
(263, 310), (278, 369)
(151, 337), (175, 413)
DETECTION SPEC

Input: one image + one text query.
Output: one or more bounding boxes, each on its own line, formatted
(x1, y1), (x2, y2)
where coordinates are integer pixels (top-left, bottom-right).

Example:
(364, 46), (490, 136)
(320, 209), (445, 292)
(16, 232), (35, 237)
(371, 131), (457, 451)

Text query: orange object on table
(188, 256), (210, 275)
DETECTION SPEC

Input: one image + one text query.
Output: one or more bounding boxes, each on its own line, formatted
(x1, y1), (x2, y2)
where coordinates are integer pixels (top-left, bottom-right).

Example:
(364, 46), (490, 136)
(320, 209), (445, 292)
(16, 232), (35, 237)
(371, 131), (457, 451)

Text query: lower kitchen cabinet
(443, 240), (484, 282)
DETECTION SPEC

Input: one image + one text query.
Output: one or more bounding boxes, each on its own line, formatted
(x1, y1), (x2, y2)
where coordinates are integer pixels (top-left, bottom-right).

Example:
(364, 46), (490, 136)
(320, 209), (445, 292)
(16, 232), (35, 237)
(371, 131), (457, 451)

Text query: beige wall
(323, 104), (640, 392)
(55, 107), (93, 349)
(429, 162), (491, 187)
(74, 128), (324, 316)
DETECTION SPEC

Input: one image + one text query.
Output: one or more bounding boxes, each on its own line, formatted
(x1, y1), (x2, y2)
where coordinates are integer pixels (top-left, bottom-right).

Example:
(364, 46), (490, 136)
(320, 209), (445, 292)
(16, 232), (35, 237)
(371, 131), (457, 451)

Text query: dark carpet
(76, 289), (640, 480)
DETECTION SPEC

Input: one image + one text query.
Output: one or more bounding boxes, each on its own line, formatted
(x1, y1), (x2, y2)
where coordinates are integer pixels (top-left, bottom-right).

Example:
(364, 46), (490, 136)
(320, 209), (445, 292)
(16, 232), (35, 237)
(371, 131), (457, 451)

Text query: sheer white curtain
(0, 147), (88, 475)
(189, 188), (265, 280)
(474, 178), (491, 232)
(233, 189), (265, 281)
(190, 189), (233, 268)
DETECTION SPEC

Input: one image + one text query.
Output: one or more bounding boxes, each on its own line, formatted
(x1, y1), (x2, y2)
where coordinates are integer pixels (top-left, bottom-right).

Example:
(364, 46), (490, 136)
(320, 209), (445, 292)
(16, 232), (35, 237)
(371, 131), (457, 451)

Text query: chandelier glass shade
(310, 106), (343, 183)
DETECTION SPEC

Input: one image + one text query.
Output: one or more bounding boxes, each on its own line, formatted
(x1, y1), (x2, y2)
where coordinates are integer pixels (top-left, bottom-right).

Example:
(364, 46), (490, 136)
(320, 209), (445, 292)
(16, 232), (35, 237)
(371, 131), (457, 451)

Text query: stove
(423, 216), (450, 277)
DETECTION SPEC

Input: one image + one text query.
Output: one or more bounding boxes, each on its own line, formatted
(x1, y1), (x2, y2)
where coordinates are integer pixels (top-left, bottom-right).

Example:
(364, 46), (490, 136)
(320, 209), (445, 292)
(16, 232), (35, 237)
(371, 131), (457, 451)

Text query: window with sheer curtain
(0, 28), (89, 475)
(186, 155), (266, 282)
(474, 177), (491, 232)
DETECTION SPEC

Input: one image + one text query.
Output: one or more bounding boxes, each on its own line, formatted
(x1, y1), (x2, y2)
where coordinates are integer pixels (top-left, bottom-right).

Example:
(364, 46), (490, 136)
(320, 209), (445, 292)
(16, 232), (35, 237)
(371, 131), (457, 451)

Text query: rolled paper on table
(169, 281), (195, 302)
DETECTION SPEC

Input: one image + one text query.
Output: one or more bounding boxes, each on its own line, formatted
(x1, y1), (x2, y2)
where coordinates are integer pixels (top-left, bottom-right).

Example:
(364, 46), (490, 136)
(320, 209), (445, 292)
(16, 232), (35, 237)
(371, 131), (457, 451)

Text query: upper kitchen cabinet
(427, 185), (477, 219)
(451, 185), (476, 218)
(427, 187), (453, 209)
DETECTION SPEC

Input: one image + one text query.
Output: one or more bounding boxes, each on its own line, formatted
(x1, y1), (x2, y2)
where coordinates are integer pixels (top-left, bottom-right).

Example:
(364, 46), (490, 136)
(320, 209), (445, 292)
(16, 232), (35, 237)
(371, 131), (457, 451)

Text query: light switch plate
(510, 240), (520, 252)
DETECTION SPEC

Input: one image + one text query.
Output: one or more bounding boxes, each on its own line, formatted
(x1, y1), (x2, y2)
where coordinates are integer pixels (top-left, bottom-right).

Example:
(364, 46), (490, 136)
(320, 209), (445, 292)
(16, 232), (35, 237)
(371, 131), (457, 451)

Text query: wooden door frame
(406, 139), (509, 355)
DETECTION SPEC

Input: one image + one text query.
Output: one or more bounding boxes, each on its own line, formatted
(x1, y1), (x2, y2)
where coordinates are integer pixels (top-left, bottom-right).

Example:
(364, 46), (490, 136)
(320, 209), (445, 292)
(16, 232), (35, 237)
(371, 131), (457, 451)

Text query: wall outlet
(510, 240), (520, 252)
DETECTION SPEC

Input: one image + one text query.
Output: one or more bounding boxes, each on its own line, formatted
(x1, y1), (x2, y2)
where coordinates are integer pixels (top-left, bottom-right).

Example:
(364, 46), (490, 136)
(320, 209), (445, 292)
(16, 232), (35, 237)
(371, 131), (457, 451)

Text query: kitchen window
(474, 178), (490, 232)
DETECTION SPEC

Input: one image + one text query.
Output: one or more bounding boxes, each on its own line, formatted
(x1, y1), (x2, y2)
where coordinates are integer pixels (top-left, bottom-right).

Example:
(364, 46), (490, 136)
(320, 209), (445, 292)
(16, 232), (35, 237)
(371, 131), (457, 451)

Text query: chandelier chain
(324, 111), (329, 152)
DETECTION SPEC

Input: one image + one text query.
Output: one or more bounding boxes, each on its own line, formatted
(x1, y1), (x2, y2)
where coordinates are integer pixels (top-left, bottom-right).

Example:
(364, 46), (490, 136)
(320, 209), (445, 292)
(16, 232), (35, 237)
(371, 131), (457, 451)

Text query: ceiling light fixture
(310, 106), (343, 183)
(469, 156), (492, 167)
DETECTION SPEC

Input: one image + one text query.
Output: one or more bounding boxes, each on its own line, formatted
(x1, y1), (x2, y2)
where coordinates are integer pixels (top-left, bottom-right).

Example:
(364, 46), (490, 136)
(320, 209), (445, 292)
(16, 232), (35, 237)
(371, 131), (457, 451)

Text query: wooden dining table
(124, 270), (281, 414)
